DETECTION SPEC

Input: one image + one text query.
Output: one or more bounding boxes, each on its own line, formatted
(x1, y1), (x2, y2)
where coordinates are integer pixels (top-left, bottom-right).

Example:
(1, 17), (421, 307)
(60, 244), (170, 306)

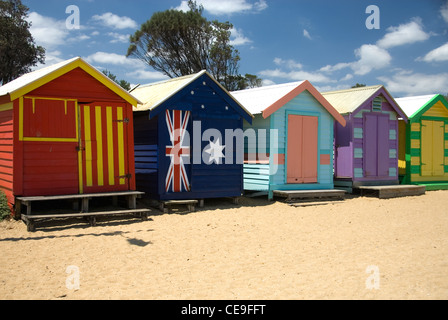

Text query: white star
(205, 138), (226, 164)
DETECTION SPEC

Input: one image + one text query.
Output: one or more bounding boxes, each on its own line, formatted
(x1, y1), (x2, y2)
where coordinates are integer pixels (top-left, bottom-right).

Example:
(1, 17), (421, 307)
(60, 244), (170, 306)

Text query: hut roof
(131, 70), (253, 121)
(395, 94), (439, 118)
(231, 80), (346, 126)
(322, 85), (407, 121)
(0, 57), (141, 106)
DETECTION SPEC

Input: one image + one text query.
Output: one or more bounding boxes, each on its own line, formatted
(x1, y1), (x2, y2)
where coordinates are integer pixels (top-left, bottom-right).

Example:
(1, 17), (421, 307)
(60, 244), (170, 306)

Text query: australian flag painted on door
(132, 70), (253, 201)
(165, 110), (191, 193)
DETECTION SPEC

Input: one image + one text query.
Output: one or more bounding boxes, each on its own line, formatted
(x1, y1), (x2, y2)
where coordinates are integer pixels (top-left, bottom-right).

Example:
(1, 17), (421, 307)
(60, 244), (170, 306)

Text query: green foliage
(126, 0), (260, 91)
(102, 70), (131, 91)
(0, 0), (45, 85)
(351, 83), (367, 88)
(0, 190), (11, 221)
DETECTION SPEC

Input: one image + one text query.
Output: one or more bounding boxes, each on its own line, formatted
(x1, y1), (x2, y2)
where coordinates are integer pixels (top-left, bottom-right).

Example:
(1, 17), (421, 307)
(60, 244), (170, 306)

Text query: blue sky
(22, 0), (448, 97)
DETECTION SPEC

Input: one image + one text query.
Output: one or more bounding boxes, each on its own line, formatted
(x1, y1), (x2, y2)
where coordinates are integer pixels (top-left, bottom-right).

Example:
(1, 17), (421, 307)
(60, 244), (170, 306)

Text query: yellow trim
(106, 107), (115, 186)
(32, 98), (35, 114)
(19, 97), (24, 141)
(77, 102), (83, 194)
(95, 106), (104, 187)
(19, 96), (79, 142)
(445, 141), (448, 150)
(10, 58), (141, 106)
(445, 125), (448, 133)
(411, 123), (420, 132)
(411, 139), (420, 149)
(411, 157), (420, 166)
(84, 106), (93, 187)
(117, 108), (125, 185)
(0, 103), (13, 112)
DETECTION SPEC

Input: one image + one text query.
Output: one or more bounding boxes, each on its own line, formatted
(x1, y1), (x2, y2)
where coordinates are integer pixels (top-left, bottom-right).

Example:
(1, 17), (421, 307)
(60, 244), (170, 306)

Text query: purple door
(364, 114), (389, 178)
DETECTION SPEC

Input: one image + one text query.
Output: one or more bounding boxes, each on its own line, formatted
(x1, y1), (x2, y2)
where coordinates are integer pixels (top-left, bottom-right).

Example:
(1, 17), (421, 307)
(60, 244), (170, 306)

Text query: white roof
(0, 57), (79, 97)
(0, 57), (141, 105)
(321, 85), (383, 114)
(395, 94), (436, 118)
(231, 81), (305, 115)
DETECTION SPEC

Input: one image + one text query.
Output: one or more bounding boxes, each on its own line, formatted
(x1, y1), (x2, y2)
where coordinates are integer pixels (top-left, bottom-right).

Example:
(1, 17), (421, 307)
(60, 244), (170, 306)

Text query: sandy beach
(1, 190), (448, 300)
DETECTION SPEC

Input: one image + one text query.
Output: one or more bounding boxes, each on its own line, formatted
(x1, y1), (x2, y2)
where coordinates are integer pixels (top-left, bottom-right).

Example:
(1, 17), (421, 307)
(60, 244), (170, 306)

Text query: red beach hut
(0, 57), (142, 213)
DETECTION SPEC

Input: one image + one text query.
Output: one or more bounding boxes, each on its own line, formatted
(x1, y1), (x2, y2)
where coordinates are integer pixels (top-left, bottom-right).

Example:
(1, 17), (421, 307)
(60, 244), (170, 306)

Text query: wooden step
(22, 208), (151, 232)
(273, 189), (346, 202)
(357, 185), (426, 199)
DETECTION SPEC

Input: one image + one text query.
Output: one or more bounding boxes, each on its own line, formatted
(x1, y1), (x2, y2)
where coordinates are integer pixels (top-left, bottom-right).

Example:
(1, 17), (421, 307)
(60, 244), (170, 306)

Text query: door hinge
(113, 118), (130, 123)
(116, 174), (132, 179)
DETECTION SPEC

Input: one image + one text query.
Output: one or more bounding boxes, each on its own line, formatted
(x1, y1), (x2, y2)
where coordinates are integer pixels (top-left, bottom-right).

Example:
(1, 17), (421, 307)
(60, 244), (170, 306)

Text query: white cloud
(27, 12), (68, 49)
(320, 44), (391, 76)
(441, 1), (448, 23)
(92, 13), (138, 30)
(229, 28), (252, 46)
(376, 18), (430, 49)
(340, 74), (353, 81)
(108, 32), (130, 44)
(259, 68), (334, 84)
(378, 71), (448, 96)
(85, 52), (140, 67)
(420, 43), (448, 62)
(125, 70), (168, 81)
(274, 58), (303, 70)
(351, 44), (392, 75)
(303, 29), (312, 40)
(320, 62), (351, 73)
(175, 0), (267, 15)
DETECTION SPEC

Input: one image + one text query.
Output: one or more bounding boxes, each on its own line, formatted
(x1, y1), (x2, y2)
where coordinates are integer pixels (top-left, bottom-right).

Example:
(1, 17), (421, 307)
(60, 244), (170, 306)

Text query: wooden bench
(160, 200), (198, 214)
(15, 191), (149, 232)
(22, 209), (151, 232)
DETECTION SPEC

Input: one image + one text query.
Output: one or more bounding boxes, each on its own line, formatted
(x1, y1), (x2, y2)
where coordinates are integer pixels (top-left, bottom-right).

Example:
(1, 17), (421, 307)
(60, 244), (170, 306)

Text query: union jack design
(165, 110), (191, 193)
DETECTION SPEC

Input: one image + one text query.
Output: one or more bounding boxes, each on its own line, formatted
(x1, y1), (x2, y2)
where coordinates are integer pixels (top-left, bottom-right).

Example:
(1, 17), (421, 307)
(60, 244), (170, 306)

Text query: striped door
(287, 115), (318, 184)
(80, 103), (130, 193)
(421, 120), (445, 177)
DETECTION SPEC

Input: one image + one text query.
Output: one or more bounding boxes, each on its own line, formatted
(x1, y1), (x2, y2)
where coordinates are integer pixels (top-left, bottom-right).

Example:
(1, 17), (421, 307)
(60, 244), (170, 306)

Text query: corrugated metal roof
(230, 81), (305, 115)
(132, 71), (206, 111)
(321, 85), (383, 115)
(132, 70), (253, 119)
(395, 94), (436, 118)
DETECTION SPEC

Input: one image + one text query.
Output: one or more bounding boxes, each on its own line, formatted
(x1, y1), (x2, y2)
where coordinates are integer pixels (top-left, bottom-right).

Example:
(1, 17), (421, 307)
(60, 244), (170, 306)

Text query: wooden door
(364, 114), (389, 178)
(287, 115), (318, 184)
(21, 97), (79, 196)
(80, 103), (130, 193)
(421, 120), (445, 177)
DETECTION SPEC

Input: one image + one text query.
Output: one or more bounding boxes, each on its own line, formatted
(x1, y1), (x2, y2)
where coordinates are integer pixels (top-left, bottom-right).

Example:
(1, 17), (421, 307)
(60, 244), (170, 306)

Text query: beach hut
(396, 94), (448, 190)
(0, 57), (142, 212)
(131, 70), (253, 202)
(231, 80), (346, 200)
(321, 85), (408, 192)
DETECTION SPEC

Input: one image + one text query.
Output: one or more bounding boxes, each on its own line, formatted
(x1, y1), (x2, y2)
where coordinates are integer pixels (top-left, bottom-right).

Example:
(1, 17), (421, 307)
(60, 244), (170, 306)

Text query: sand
(0, 190), (448, 300)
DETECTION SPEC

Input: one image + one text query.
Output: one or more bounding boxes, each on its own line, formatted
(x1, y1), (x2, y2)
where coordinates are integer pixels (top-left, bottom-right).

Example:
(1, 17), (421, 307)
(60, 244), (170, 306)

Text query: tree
(351, 83), (366, 88)
(0, 0), (45, 85)
(126, 0), (258, 91)
(102, 70), (131, 91)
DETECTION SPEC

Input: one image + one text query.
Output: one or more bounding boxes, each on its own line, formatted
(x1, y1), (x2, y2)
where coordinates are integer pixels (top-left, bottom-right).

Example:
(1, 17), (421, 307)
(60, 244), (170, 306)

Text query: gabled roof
(0, 57), (142, 106)
(132, 70), (253, 122)
(231, 80), (346, 126)
(322, 85), (407, 121)
(395, 94), (442, 118)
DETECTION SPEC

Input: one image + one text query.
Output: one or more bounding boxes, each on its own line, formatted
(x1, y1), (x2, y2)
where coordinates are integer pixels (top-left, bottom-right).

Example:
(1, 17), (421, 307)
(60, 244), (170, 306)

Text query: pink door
(287, 115), (318, 184)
